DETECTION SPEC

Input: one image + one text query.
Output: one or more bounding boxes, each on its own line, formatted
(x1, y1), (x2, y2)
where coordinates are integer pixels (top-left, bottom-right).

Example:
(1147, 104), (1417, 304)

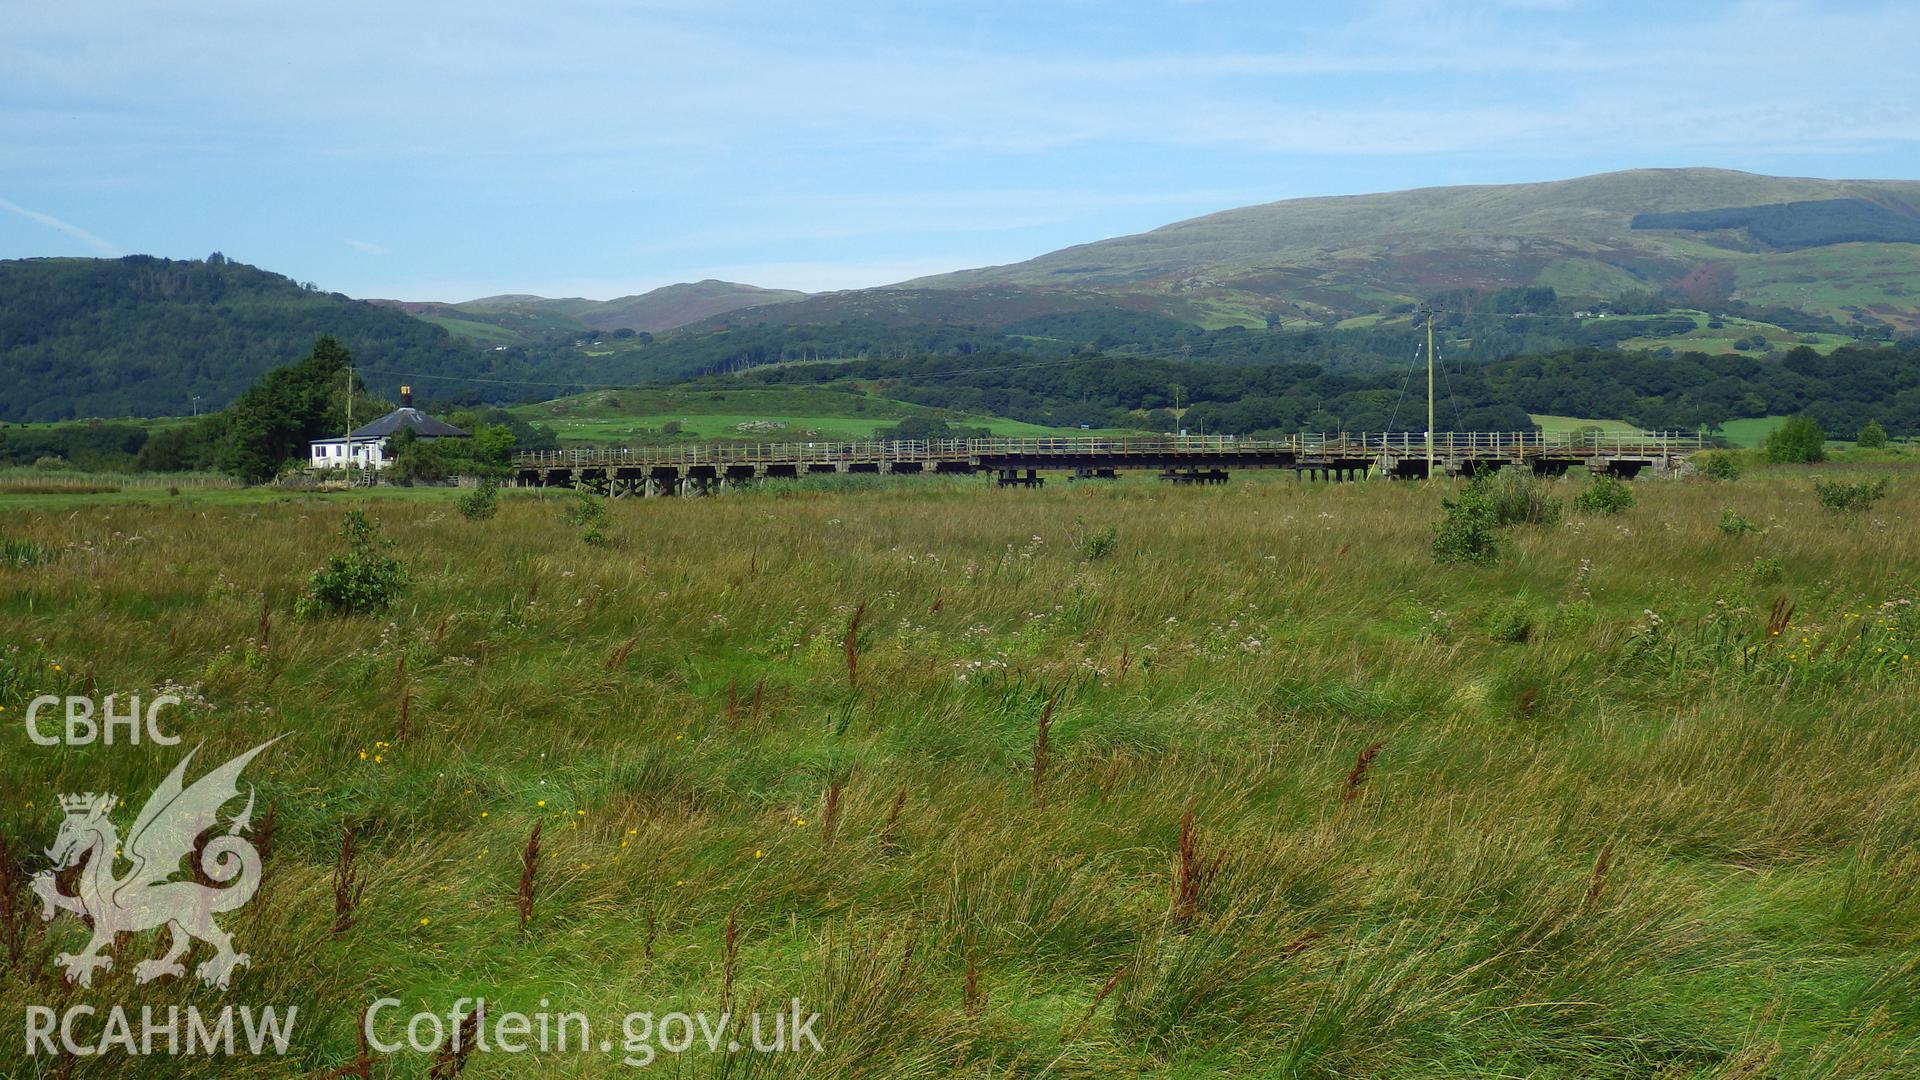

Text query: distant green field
(1528, 414), (1641, 435)
(1613, 311), (1852, 356)
(420, 315), (522, 344)
(512, 386), (1139, 445)
(1716, 416), (1791, 447)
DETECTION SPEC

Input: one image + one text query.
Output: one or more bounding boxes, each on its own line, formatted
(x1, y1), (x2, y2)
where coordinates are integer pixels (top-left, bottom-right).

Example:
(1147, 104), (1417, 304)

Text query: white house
(309, 386), (469, 470)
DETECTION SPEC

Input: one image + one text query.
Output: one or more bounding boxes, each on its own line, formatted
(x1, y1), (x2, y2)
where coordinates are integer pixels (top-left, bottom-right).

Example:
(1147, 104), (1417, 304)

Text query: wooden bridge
(513, 432), (1703, 495)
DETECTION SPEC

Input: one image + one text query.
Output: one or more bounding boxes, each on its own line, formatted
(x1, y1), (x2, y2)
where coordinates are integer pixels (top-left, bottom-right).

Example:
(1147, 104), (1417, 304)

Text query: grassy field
(1716, 416), (1792, 448)
(1613, 312), (1854, 356)
(1528, 414), (1642, 436)
(513, 387), (1139, 445)
(419, 315), (523, 345)
(3, 463), (1919, 1076)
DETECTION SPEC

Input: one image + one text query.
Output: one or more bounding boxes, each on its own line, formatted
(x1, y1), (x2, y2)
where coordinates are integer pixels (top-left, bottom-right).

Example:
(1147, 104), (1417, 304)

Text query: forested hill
(0, 256), (496, 422)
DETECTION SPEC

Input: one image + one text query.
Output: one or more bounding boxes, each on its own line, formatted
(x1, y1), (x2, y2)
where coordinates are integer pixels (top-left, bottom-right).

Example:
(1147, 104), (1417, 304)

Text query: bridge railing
(1358, 431), (1703, 454)
(514, 434), (1275, 467)
(513, 431), (1703, 468)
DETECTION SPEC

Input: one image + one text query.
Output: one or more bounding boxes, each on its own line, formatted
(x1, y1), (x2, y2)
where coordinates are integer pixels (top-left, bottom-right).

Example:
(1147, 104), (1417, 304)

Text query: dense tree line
(14, 337), (1917, 473)
(711, 341), (1920, 438)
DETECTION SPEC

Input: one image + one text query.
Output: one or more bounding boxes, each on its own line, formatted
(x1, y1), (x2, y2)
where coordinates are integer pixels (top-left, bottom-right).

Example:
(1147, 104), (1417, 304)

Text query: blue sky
(3, 1), (1917, 301)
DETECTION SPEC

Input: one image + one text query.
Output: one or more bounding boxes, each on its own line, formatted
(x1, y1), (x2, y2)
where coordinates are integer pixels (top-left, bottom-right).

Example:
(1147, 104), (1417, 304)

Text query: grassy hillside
(871, 169), (1920, 330)
(4, 463), (1918, 1074)
(579, 280), (808, 332)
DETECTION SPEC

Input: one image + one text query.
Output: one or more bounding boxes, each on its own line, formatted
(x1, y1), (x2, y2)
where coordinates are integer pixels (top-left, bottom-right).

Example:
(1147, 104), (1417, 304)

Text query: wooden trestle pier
(513, 432), (1702, 496)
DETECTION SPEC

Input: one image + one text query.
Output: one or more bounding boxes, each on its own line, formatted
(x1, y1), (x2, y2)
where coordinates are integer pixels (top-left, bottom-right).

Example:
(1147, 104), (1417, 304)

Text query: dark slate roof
(348, 407), (470, 439)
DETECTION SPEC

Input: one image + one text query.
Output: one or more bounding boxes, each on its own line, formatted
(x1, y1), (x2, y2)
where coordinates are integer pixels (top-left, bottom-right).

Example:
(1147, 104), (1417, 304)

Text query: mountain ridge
(683, 169), (1920, 332)
(376, 279), (808, 341)
(908, 168), (1920, 286)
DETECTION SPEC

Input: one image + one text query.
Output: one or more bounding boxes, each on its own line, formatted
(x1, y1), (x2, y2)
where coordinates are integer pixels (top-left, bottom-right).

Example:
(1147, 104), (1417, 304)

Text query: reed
(1031, 695), (1055, 801)
(330, 822), (366, 935)
(517, 821), (541, 936)
(844, 600), (867, 686)
(1342, 741), (1385, 804)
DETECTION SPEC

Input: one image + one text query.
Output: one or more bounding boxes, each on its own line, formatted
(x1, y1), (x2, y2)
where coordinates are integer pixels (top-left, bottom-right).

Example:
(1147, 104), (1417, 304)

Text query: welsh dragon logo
(29, 738), (281, 989)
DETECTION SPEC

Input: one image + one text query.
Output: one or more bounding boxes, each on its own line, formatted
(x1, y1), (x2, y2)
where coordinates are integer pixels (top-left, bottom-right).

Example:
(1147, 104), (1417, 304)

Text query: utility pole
(1425, 308), (1436, 477)
(344, 367), (354, 473)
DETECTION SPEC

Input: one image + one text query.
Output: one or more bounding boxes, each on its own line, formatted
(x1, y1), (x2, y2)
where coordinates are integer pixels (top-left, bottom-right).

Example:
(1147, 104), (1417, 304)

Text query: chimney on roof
(400, 386), (412, 408)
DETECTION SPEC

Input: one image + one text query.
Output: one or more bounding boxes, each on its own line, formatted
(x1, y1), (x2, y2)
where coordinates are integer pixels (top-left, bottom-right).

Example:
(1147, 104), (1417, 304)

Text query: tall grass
(1, 467), (1917, 1074)
(0, 466), (236, 490)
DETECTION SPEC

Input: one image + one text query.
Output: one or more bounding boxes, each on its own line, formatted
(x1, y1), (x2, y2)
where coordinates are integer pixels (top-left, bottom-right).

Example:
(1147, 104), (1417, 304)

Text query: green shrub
(1813, 477), (1889, 513)
(565, 490), (610, 545)
(1857, 420), (1889, 449)
(1717, 509), (1758, 536)
(1695, 451), (1743, 482)
(1763, 415), (1826, 463)
(1575, 474), (1634, 515)
(1484, 470), (1563, 527)
(296, 511), (409, 617)
(1742, 555), (1784, 586)
(1077, 524), (1118, 561)
(1432, 477), (1502, 566)
(457, 478), (500, 520)
(1485, 599), (1535, 643)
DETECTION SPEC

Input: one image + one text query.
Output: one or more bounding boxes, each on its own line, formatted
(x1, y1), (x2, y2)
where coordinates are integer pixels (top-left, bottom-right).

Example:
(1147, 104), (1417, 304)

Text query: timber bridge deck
(513, 432), (1702, 495)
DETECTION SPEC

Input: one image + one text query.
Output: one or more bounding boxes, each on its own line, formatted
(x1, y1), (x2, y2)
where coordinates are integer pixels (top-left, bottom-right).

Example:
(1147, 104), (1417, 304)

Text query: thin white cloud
(0, 195), (118, 254)
(342, 238), (388, 255)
